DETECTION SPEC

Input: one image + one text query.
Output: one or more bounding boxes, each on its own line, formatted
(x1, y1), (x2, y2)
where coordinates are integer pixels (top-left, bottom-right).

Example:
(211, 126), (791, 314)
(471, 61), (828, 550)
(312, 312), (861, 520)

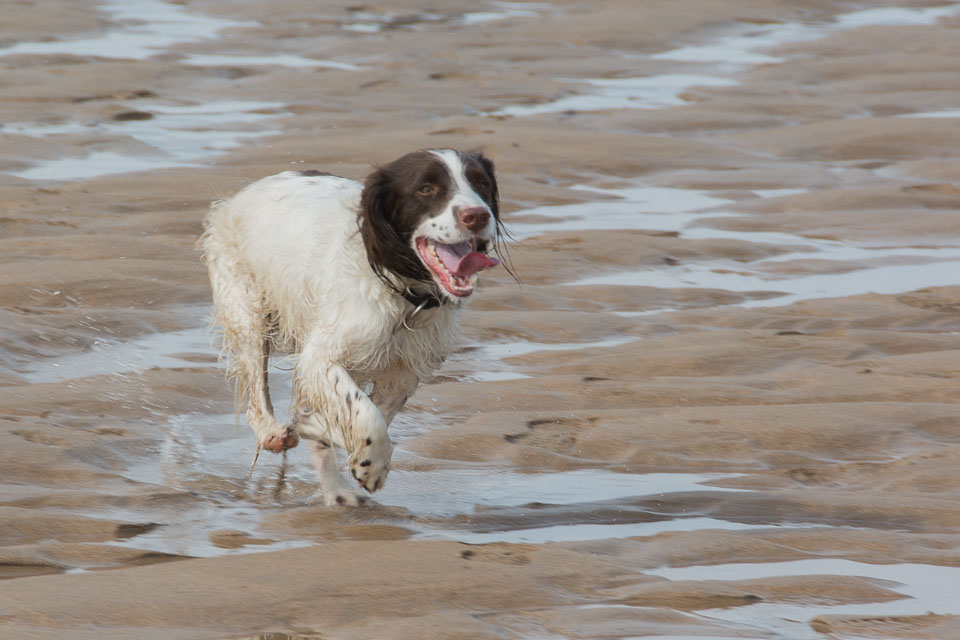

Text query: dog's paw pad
(323, 488), (369, 507)
(349, 436), (392, 493)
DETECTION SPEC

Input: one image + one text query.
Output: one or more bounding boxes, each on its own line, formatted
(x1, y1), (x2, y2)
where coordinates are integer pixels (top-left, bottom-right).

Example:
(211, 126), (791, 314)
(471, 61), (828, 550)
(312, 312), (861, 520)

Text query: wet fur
(198, 149), (501, 502)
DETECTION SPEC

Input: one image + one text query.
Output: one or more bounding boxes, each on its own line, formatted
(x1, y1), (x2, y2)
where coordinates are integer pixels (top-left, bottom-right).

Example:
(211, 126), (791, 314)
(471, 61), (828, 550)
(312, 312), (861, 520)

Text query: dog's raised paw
(348, 435), (393, 493)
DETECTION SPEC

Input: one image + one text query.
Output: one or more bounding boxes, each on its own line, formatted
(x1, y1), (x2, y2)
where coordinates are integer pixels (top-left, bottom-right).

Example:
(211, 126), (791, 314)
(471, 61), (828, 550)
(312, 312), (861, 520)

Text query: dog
(199, 149), (504, 505)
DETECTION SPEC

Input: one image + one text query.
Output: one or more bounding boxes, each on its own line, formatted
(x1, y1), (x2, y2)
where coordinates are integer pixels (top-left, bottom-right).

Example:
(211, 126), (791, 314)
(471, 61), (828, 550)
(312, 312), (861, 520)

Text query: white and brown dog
(199, 150), (503, 505)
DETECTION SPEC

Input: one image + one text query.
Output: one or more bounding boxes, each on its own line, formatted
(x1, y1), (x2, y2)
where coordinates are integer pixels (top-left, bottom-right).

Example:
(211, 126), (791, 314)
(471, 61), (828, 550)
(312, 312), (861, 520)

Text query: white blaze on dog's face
(412, 150), (500, 298)
(359, 148), (502, 299)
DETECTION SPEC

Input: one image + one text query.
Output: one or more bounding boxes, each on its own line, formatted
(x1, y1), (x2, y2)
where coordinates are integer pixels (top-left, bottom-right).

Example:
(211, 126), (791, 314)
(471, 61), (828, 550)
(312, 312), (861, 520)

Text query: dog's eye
(418, 184), (437, 196)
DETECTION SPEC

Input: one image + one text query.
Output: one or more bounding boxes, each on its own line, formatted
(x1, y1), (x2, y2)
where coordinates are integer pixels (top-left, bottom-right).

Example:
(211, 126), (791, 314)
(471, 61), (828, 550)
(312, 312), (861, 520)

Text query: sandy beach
(2, 0), (960, 638)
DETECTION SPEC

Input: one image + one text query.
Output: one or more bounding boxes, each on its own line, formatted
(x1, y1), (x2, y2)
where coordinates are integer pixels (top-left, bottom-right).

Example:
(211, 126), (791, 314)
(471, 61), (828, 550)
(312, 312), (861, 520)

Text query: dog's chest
(341, 306), (458, 379)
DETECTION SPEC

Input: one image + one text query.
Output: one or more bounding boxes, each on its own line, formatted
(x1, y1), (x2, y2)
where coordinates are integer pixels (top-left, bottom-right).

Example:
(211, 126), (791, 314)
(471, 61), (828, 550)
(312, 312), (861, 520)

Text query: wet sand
(2, 0), (960, 638)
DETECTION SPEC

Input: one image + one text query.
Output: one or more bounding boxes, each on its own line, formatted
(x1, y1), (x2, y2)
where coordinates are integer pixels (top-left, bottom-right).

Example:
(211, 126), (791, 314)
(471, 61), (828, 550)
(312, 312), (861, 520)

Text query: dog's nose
(458, 206), (491, 232)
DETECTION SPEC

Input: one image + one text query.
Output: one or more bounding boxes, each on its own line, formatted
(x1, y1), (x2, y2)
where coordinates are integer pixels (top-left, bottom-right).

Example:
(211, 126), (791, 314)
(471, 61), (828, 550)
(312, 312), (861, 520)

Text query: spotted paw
(348, 434), (393, 493)
(260, 425), (299, 453)
(323, 487), (370, 507)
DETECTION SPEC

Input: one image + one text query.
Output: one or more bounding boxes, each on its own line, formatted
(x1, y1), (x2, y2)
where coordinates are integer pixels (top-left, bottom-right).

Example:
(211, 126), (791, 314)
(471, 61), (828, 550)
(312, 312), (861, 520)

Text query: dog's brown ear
(475, 153), (500, 220)
(359, 167), (430, 288)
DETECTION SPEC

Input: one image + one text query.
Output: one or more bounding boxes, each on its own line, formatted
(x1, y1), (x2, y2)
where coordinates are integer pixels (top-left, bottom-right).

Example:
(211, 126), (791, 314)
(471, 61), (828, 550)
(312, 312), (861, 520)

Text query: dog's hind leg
(204, 240), (298, 453)
(244, 332), (298, 452)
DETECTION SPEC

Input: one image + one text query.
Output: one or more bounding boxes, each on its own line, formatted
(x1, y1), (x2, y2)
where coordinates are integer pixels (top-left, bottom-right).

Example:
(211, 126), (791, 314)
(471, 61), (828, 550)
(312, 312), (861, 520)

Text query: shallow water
(0, 0), (253, 61)
(181, 53), (360, 70)
(460, 2), (546, 26)
(6, 100), (288, 181)
(493, 75), (738, 117)
(507, 184), (733, 238)
(94, 410), (772, 551)
(898, 109), (960, 119)
(383, 468), (747, 518)
(426, 517), (803, 545)
(343, 1), (547, 32)
(0, 0), (351, 181)
(646, 559), (960, 638)
(498, 2), (960, 117)
(15, 306), (212, 383)
(511, 179), (960, 307)
(580, 255), (960, 308)
(653, 4), (960, 67)
(443, 335), (638, 382)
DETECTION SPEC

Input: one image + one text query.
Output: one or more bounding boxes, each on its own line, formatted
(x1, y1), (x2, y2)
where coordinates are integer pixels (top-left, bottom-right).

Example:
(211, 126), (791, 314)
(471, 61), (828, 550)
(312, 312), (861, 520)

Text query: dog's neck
(400, 286), (446, 310)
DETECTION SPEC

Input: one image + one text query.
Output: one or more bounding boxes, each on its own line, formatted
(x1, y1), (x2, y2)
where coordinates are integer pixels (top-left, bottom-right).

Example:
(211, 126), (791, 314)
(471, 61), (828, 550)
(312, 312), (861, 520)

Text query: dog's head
(359, 149), (503, 300)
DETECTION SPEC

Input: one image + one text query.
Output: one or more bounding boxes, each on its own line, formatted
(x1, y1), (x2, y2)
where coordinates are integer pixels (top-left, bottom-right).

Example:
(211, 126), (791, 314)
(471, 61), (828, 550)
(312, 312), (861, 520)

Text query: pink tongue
(435, 244), (501, 277)
(455, 251), (500, 277)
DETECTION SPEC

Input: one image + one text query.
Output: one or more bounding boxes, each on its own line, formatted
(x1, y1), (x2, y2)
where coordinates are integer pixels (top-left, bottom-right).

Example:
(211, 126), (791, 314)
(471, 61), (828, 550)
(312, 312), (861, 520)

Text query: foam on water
(0, 0), (254, 60)
(645, 559), (960, 638)
(6, 100), (287, 181)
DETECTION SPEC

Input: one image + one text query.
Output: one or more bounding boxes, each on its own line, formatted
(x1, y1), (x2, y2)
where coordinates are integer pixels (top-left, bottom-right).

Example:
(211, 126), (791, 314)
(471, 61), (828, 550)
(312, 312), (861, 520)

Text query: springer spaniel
(199, 149), (503, 505)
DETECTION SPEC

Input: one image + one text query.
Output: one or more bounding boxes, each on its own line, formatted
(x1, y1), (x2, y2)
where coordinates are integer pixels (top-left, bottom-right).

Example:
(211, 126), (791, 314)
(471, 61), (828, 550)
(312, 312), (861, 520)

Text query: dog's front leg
(294, 356), (393, 493)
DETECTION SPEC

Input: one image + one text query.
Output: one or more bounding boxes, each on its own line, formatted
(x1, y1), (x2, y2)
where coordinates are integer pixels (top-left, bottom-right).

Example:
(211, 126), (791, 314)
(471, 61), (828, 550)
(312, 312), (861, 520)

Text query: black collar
(401, 288), (445, 310)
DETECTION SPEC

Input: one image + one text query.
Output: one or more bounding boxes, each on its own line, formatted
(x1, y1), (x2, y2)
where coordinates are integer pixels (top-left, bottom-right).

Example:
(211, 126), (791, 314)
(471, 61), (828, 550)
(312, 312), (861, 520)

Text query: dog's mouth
(415, 236), (500, 297)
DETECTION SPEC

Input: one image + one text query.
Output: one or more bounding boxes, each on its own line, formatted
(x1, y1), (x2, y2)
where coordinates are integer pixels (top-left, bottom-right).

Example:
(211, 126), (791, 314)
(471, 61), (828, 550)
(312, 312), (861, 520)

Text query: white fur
(199, 171), (465, 497)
